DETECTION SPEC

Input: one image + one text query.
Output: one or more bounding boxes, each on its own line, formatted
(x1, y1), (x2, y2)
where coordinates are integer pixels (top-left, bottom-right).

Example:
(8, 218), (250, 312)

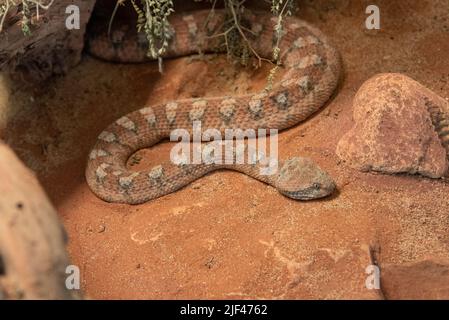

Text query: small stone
(337, 73), (449, 178)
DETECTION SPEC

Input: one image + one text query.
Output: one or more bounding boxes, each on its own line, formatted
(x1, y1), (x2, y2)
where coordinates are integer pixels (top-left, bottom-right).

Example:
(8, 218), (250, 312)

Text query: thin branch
(227, 1), (272, 67)
(0, 0), (55, 33)
(108, 0), (127, 37)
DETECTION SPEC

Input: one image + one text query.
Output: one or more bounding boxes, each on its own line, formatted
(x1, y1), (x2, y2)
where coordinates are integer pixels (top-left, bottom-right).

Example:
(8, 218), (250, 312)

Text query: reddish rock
(381, 258), (449, 299)
(337, 73), (449, 178)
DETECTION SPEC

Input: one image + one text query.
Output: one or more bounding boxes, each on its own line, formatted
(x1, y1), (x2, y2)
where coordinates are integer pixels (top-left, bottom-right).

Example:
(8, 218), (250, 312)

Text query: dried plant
(109, 0), (296, 81)
(0, 0), (296, 84)
(0, 0), (55, 34)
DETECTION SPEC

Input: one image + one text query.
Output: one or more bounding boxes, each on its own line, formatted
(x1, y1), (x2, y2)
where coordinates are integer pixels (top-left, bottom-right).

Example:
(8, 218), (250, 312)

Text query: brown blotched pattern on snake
(85, 10), (341, 204)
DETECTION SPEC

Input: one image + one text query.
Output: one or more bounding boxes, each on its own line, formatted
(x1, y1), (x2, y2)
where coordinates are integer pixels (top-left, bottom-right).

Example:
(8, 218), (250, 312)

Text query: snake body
(85, 10), (341, 204)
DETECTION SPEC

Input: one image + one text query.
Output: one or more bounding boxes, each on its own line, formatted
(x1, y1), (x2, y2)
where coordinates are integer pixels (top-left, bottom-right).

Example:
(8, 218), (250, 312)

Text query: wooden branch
(0, 141), (80, 299)
(0, 0), (96, 81)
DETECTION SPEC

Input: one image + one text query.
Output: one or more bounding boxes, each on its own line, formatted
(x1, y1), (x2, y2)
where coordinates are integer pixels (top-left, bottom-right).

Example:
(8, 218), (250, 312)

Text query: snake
(85, 9), (341, 204)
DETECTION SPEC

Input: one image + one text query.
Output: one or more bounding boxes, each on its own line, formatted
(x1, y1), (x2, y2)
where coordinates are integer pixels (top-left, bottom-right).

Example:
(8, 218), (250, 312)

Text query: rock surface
(381, 258), (449, 299)
(0, 142), (80, 299)
(337, 73), (449, 178)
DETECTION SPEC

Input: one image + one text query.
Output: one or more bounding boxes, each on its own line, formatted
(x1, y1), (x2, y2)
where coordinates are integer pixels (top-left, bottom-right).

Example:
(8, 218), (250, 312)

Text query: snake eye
(312, 183), (321, 190)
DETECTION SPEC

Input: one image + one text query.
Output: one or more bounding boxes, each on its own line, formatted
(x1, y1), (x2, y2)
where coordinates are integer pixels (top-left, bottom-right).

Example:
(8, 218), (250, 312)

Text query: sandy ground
(1, 0), (449, 299)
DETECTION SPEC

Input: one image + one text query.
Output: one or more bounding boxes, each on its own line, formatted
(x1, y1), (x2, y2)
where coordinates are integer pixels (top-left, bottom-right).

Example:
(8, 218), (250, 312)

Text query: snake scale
(85, 9), (341, 204)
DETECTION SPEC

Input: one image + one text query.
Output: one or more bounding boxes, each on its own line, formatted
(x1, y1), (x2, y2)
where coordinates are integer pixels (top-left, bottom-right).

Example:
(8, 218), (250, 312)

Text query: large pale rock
(337, 73), (449, 178)
(0, 142), (80, 299)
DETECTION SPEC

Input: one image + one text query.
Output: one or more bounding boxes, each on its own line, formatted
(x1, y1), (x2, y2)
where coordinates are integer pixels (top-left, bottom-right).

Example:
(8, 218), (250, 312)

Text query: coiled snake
(85, 9), (341, 204)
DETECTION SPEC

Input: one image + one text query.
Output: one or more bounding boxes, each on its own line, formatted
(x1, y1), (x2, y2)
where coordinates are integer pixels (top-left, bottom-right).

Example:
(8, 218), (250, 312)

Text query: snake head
(276, 157), (336, 200)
